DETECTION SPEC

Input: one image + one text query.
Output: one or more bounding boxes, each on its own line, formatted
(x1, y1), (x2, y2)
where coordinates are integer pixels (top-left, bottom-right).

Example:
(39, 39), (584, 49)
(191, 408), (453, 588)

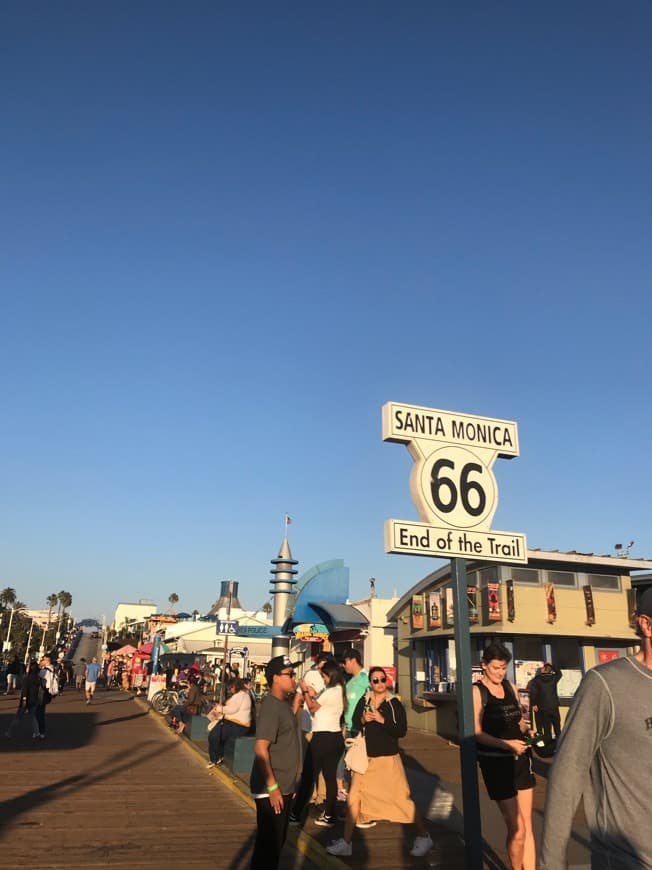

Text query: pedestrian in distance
(326, 666), (433, 858)
(249, 655), (301, 870)
(540, 588), (652, 870)
(5, 656), (22, 694)
(5, 662), (44, 739)
(85, 656), (102, 704)
(473, 642), (536, 870)
(528, 662), (562, 746)
(74, 658), (86, 691)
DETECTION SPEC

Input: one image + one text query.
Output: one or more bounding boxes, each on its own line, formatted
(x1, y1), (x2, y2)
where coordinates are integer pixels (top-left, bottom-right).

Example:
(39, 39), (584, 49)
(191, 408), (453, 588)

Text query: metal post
(24, 619), (35, 665)
(219, 581), (234, 705)
(451, 557), (483, 869)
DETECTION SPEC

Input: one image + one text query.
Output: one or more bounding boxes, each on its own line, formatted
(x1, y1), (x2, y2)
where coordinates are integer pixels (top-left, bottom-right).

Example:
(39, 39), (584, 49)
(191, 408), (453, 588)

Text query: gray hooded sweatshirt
(540, 656), (652, 869)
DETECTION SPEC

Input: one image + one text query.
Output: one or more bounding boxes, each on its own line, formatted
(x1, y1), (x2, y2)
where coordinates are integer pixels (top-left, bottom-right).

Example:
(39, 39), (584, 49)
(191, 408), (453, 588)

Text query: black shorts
(478, 751), (535, 801)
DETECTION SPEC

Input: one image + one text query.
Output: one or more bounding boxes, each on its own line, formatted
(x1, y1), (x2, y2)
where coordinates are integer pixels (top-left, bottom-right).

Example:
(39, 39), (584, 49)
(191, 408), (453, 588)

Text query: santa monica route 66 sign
(382, 401), (527, 563)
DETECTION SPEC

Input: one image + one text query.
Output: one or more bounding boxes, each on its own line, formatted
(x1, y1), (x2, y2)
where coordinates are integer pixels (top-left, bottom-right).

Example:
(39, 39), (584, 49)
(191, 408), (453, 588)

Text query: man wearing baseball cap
(250, 655), (301, 869)
(541, 587), (652, 869)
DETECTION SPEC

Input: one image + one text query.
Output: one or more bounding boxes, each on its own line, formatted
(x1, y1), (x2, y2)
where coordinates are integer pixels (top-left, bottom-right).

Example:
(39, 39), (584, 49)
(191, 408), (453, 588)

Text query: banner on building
(627, 588), (637, 629)
(582, 585), (596, 626)
(411, 594), (424, 630)
(487, 582), (502, 622)
(445, 588), (455, 626)
(545, 582), (557, 624)
(506, 579), (515, 622)
(467, 586), (478, 624)
(428, 591), (442, 629)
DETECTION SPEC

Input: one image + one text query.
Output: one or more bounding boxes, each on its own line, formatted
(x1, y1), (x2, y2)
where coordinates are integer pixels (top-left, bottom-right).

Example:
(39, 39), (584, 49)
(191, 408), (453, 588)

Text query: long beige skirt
(349, 754), (416, 824)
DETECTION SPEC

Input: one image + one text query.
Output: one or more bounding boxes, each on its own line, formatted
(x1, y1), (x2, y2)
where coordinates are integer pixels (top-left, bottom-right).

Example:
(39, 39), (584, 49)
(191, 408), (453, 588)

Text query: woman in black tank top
(472, 642), (536, 870)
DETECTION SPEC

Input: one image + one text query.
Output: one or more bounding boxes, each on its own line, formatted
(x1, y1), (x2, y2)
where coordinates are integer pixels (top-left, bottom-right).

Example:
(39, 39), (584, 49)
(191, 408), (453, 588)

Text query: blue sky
(1, 3), (651, 621)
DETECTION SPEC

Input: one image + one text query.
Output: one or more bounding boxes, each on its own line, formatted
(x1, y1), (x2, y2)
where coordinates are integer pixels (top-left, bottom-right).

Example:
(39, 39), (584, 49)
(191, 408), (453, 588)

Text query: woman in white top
(206, 678), (252, 766)
(294, 660), (346, 827)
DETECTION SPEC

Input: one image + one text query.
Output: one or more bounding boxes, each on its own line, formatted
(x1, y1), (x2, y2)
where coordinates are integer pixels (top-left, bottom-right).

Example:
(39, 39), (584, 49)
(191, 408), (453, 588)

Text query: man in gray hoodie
(540, 588), (652, 870)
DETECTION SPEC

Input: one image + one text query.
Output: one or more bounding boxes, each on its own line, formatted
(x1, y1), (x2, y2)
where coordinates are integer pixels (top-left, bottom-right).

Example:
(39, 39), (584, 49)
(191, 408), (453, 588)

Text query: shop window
(511, 568), (540, 585)
(549, 637), (583, 698)
(514, 637), (543, 661)
(587, 573), (620, 591)
(479, 565), (498, 585)
(547, 570), (577, 588)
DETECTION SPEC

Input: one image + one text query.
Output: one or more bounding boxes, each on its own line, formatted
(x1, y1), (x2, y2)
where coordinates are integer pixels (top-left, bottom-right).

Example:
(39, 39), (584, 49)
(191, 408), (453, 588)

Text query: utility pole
(219, 581), (234, 705)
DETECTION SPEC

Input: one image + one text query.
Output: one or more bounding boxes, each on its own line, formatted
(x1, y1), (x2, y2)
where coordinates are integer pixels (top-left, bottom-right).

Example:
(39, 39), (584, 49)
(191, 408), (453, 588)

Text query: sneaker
(215, 757), (224, 765)
(326, 838), (352, 856)
(86, 699), (90, 705)
(38, 734), (45, 739)
(314, 812), (335, 828)
(355, 820), (377, 829)
(410, 834), (433, 857)
(288, 812), (300, 826)
(206, 762), (216, 768)
(32, 732), (40, 739)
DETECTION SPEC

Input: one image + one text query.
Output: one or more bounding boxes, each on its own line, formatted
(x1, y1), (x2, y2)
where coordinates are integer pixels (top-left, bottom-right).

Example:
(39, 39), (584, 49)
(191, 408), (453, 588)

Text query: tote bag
(344, 733), (368, 775)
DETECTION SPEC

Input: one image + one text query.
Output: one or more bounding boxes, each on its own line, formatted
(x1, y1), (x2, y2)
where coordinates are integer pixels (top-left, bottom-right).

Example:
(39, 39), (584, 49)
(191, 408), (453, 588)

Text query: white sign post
(383, 401), (527, 870)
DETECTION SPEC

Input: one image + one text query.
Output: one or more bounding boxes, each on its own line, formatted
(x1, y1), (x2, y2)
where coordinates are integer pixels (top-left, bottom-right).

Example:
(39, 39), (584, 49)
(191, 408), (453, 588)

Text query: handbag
(344, 732), (368, 775)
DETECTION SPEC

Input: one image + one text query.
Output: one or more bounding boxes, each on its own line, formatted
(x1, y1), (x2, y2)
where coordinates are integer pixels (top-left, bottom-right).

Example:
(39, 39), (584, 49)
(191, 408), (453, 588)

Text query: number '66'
(430, 459), (486, 517)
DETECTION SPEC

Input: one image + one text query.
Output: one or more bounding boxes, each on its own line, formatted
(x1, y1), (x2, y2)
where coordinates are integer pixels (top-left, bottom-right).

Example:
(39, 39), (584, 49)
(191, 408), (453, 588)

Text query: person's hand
(532, 704), (539, 713)
(504, 738), (527, 756)
(269, 789), (284, 814)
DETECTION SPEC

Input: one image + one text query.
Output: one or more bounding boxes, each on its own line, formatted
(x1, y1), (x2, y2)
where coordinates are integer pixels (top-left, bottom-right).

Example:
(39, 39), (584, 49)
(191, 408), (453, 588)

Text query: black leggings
(307, 731), (344, 820)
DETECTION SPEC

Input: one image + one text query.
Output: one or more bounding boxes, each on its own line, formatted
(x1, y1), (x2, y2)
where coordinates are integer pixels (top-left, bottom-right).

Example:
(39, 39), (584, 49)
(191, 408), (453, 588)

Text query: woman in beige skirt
(326, 666), (433, 858)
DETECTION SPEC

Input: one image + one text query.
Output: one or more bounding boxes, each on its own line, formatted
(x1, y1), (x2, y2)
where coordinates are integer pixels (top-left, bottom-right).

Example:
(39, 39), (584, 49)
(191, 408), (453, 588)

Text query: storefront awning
(309, 602), (368, 630)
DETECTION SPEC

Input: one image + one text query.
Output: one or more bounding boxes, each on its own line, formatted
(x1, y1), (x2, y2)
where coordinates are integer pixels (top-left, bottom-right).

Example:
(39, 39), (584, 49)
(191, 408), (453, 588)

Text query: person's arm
(540, 669), (613, 870)
(371, 697), (407, 737)
(472, 684), (527, 755)
(352, 695), (366, 733)
(253, 738), (285, 813)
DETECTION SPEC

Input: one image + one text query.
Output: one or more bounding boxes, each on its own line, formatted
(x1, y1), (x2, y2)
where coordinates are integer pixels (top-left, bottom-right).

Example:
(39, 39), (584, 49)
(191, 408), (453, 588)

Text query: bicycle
(150, 686), (188, 715)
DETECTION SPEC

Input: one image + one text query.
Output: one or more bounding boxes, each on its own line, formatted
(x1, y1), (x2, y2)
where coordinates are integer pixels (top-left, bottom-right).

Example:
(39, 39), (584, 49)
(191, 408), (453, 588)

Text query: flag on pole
(285, 514), (292, 526)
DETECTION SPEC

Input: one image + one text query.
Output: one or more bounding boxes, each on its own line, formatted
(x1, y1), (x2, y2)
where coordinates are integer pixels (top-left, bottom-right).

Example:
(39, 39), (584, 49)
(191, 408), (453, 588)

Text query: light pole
(24, 618), (36, 665)
(2, 607), (16, 655)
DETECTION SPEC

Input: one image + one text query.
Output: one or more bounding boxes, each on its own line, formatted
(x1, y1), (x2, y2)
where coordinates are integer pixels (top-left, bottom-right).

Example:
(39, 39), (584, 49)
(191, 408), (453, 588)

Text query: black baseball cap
(265, 655), (299, 684)
(636, 588), (652, 617)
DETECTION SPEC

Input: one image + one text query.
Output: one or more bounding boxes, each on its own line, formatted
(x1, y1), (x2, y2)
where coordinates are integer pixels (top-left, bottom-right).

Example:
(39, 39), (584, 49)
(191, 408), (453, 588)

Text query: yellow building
(387, 549), (652, 738)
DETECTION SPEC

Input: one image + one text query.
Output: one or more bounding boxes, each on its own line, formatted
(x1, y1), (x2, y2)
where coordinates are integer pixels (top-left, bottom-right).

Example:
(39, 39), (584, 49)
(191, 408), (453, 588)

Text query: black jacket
(529, 668), (562, 711)
(352, 694), (407, 757)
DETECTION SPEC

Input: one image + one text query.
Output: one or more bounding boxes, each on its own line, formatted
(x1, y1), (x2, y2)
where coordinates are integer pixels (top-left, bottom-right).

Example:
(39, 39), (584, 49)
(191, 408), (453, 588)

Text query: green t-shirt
(345, 669), (369, 731)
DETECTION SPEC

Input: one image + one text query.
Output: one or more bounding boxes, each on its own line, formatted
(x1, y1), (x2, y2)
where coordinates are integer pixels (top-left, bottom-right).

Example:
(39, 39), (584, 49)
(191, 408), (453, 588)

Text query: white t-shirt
(311, 685), (344, 733)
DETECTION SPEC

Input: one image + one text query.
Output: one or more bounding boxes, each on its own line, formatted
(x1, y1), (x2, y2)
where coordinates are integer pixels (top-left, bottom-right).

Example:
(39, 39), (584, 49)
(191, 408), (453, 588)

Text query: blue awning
(308, 602), (368, 630)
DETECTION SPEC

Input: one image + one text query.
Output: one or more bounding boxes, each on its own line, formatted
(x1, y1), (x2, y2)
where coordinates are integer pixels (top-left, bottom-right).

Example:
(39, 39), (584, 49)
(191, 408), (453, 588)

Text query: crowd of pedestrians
(246, 587), (652, 870)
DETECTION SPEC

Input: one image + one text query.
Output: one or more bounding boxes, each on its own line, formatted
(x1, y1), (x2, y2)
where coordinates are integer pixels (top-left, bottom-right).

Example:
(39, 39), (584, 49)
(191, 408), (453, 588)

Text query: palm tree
(46, 593), (58, 628)
(59, 591), (72, 618)
(168, 592), (179, 613)
(0, 587), (17, 609)
(261, 601), (273, 616)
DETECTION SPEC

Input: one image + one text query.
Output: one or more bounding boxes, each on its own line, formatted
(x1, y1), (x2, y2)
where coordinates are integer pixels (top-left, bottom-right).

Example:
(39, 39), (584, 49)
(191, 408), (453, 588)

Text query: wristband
(267, 783), (279, 793)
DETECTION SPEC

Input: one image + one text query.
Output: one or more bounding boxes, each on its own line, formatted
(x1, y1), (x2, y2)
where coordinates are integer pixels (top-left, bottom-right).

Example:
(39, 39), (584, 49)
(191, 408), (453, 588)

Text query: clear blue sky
(2, 3), (651, 622)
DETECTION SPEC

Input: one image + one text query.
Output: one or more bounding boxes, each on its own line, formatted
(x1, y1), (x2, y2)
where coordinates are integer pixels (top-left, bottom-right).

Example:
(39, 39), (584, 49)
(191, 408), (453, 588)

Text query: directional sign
(216, 620), (239, 635)
(383, 401), (527, 563)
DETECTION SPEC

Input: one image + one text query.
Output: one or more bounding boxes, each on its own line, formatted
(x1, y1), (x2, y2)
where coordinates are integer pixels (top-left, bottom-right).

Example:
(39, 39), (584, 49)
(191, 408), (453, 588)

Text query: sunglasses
(279, 670), (296, 678)
(371, 676), (387, 684)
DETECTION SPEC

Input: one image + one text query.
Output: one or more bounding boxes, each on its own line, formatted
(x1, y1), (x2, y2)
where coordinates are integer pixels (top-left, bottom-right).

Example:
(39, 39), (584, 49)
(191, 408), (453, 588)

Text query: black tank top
(477, 680), (522, 757)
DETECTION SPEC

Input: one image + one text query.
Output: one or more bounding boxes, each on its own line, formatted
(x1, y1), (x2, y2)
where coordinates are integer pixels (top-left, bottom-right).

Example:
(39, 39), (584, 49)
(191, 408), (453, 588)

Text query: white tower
(270, 534), (298, 658)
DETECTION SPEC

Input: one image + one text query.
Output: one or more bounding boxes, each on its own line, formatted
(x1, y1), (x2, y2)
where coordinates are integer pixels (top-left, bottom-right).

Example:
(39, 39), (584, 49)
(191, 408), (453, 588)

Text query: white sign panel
(385, 519), (528, 563)
(383, 401), (526, 563)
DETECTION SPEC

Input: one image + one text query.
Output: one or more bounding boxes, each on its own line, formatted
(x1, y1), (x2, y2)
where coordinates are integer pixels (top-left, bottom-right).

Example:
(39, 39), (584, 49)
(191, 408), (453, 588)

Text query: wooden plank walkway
(0, 687), (314, 869)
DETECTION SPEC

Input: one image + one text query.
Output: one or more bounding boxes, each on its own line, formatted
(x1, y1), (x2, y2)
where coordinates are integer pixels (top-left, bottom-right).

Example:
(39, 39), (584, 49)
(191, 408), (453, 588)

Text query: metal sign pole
(451, 557), (483, 869)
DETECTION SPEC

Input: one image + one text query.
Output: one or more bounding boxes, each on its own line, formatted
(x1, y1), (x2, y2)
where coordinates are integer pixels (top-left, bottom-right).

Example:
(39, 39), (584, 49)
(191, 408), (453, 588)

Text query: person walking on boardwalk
(528, 662), (562, 746)
(85, 656), (102, 704)
(74, 658), (86, 691)
(473, 642), (536, 870)
(326, 666), (433, 859)
(249, 655), (301, 869)
(5, 662), (44, 739)
(540, 588), (652, 870)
